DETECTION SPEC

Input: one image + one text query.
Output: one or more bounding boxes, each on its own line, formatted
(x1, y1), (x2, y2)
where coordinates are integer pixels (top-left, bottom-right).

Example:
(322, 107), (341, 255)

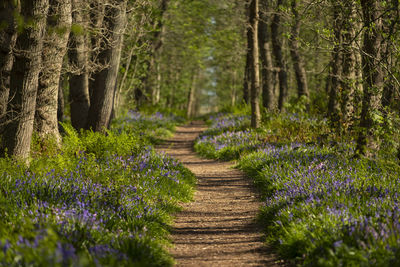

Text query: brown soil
(157, 122), (284, 267)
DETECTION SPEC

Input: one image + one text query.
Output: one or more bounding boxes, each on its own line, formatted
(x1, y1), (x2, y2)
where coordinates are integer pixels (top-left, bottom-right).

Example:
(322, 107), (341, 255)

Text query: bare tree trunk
(35, 0), (71, 143)
(3, 0), (49, 160)
(153, 0), (169, 105)
(0, 0), (19, 118)
(68, 0), (90, 130)
(249, 0), (261, 128)
(271, 0), (288, 110)
(259, 0), (274, 110)
(356, 0), (384, 157)
(340, 1), (356, 131)
(86, 0), (127, 132)
(88, 0), (105, 103)
(289, 0), (309, 99)
(138, 0), (169, 106)
(231, 69), (237, 106)
(381, 1), (399, 108)
(327, 4), (342, 128)
(57, 76), (65, 131)
(187, 73), (197, 118)
(243, 27), (251, 105)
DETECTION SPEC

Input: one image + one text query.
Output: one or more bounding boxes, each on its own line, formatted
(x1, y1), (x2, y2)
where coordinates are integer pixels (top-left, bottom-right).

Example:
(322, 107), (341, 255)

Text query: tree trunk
(327, 4), (342, 128)
(68, 0), (90, 130)
(340, 1), (356, 131)
(242, 46), (251, 105)
(86, 0), (127, 132)
(142, 0), (169, 106)
(249, 0), (261, 128)
(35, 0), (71, 143)
(288, 0), (309, 99)
(187, 73), (197, 118)
(0, 0), (19, 119)
(271, 0), (288, 110)
(88, 0), (105, 102)
(258, 0), (274, 110)
(57, 76), (65, 132)
(3, 0), (49, 160)
(231, 69), (237, 106)
(356, 0), (384, 157)
(381, 43), (394, 109)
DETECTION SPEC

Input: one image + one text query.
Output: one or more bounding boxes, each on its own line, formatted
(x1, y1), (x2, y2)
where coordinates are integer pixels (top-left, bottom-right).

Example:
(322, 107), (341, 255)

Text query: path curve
(157, 122), (282, 266)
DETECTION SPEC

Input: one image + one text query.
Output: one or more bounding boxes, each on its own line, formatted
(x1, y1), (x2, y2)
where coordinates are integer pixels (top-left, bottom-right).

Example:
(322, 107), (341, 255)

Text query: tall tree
(86, 0), (127, 132)
(186, 72), (197, 118)
(356, 0), (384, 156)
(243, 28), (251, 105)
(3, 0), (49, 160)
(249, 0), (261, 128)
(68, 0), (90, 130)
(340, 0), (357, 132)
(327, 2), (343, 128)
(258, 0), (274, 110)
(35, 0), (72, 142)
(288, 0), (308, 99)
(0, 0), (19, 119)
(271, 0), (288, 110)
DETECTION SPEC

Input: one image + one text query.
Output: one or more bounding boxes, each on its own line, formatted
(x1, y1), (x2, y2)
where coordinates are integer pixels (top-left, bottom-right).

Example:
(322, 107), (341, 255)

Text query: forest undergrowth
(195, 104), (400, 266)
(0, 111), (194, 266)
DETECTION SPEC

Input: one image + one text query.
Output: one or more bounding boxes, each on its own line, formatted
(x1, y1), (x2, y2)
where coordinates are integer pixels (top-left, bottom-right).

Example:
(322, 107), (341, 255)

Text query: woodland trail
(157, 122), (283, 267)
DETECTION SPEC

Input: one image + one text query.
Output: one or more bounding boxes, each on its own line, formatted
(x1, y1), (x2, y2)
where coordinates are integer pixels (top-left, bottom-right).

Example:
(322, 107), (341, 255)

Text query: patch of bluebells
(238, 143), (400, 264)
(202, 113), (251, 136)
(0, 119), (194, 266)
(195, 130), (262, 160)
(199, 113), (400, 265)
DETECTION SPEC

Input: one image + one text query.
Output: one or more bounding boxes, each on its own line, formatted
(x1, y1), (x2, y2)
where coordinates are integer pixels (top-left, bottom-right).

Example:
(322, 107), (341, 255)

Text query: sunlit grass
(0, 111), (194, 266)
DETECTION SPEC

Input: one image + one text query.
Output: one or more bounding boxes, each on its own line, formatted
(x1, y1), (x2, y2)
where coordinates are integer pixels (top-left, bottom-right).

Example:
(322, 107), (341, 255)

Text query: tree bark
(151, 0), (169, 105)
(340, 1), (356, 131)
(242, 44), (251, 104)
(57, 76), (65, 131)
(356, 0), (384, 156)
(0, 0), (19, 119)
(327, 4), (342, 128)
(3, 0), (49, 160)
(231, 69), (237, 106)
(249, 0), (261, 128)
(86, 0), (127, 132)
(186, 73), (197, 118)
(288, 0), (309, 99)
(258, 0), (274, 110)
(68, 0), (90, 130)
(271, 0), (288, 110)
(35, 0), (72, 143)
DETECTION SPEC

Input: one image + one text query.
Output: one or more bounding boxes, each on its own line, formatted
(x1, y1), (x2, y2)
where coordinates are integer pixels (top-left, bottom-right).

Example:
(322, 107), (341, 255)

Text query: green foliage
(197, 111), (400, 265)
(0, 112), (195, 266)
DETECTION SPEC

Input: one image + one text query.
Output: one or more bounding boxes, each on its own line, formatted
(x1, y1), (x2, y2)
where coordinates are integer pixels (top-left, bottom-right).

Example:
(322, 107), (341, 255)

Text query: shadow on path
(156, 122), (284, 267)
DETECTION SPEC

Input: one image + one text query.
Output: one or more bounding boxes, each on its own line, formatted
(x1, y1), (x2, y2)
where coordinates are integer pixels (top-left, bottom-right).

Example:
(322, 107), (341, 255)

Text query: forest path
(157, 122), (282, 266)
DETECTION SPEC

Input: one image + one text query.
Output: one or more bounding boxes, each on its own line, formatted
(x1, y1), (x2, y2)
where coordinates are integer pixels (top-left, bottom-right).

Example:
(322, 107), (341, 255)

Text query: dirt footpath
(157, 122), (283, 266)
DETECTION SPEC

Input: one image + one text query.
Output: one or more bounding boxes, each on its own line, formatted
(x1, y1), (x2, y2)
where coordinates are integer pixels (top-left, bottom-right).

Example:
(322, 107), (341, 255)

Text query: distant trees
(242, 0), (400, 157)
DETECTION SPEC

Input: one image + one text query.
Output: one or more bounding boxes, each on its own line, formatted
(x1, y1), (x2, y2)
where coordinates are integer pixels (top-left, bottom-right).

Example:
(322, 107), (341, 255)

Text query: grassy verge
(195, 111), (400, 266)
(0, 111), (194, 266)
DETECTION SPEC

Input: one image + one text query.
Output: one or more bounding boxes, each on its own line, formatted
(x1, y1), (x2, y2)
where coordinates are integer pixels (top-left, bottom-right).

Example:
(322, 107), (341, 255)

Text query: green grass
(195, 111), (400, 266)
(0, 111), (195, 266)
